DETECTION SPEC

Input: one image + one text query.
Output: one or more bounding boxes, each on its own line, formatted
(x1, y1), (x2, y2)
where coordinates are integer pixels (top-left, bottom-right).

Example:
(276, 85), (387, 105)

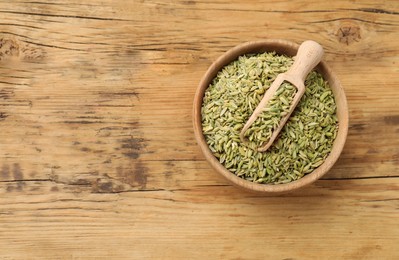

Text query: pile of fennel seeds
(201, 52), (338, 184)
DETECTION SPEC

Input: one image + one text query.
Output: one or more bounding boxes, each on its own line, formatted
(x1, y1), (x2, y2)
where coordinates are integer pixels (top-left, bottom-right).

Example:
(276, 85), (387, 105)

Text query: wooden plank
(0, 0), (398, 183)
(0, 0), (398, 259)
(0, 178), (398, 259)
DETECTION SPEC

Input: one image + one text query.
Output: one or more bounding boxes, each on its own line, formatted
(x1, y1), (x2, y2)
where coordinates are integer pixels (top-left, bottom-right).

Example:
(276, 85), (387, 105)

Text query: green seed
(320, 91), (330, 101)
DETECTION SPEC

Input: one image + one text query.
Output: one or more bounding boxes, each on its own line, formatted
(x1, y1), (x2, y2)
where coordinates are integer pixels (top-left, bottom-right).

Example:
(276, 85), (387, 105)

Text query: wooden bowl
(193, 39), (349, 193)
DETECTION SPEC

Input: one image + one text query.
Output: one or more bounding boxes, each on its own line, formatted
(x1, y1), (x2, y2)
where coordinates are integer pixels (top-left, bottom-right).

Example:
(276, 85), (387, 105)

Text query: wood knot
(0, 38), (20, 61)
(0, 112), (8, 121)
(0, 36), (45, 61)
(336, 24), (361, 45)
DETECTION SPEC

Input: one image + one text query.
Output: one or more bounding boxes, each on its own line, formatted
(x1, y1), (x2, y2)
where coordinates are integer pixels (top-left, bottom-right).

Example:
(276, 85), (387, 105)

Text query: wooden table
(1, 1), (398, 259)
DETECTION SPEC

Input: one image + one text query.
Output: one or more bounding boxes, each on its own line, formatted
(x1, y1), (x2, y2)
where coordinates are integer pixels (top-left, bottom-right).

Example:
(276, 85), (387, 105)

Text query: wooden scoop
(240, 40), (324, 152)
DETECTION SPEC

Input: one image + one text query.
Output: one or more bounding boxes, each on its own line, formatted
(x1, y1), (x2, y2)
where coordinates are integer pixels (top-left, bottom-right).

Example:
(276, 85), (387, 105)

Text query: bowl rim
(193, 39), (349, 193)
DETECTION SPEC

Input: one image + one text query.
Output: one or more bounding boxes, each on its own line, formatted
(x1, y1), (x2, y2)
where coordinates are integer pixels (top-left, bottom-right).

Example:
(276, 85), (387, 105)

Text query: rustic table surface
(0, 0), (398, 259)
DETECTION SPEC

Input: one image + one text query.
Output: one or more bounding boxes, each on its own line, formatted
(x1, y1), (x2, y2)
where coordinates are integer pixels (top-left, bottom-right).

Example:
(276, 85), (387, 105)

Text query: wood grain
(0, 0), (398, 259)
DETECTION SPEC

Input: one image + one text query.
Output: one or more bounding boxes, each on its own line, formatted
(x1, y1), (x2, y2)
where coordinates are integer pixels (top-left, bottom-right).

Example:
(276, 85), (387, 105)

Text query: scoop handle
(287, 40), (324, 82)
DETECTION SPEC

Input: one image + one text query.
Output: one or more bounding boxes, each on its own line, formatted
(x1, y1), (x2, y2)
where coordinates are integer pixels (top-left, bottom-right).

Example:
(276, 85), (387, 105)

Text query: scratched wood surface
(0, 0), (398, 259)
